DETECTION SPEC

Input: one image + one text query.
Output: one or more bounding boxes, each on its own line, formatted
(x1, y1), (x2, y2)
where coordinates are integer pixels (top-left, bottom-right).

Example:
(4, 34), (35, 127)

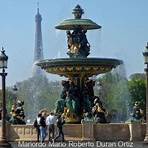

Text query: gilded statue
(66, 28), (90, 58)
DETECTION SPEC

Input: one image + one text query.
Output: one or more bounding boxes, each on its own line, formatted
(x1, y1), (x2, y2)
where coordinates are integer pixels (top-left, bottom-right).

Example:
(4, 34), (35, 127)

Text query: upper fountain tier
(55, 4), (101, 30)
(37, 5), (122, 79)
(55, 5), (101, 58)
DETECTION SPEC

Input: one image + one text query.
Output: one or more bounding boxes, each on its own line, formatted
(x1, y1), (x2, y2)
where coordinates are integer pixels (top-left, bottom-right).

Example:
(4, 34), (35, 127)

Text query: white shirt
(46, 115), (56, 125)
(37, 117), (41, 125)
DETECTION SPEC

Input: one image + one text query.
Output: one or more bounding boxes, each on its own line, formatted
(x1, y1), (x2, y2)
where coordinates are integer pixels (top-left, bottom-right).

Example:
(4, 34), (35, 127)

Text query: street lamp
(0, 47), (11, 147)
(143, 42), (148, 142)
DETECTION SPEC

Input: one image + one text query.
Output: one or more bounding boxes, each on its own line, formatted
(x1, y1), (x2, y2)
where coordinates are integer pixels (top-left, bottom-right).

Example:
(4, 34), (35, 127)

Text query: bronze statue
(92, 99), (107, 123)
(132, 101), (144, 121)
(66, 29), (90, 58)
(9, 100), (26, 124)
(55, 93), (66, 115)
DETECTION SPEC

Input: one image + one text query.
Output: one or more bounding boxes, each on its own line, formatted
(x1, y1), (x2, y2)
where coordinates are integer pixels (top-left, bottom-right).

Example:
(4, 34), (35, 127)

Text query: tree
(13, 75), (61, 121)
(0, 89), (15, 114)
(128, 74), (146, 117)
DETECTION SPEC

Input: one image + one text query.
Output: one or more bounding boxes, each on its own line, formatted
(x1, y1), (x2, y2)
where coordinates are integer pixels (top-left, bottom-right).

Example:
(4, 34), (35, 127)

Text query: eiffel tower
(32, 5), (44, 77)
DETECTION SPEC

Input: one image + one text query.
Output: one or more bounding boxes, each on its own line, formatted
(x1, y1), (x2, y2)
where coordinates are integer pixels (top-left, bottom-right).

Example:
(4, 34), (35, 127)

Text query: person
(54, 115), (65, 142)
(0, 108), (2, 120)
(33, 113), (41, 142)
(46, 112), (56, 142)
(39, 113), (47, 143)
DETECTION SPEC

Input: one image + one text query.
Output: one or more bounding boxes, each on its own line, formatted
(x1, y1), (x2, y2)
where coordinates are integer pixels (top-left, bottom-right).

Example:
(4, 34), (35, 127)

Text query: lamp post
(0, 47), (11, 147)
(143, 42), (148, 142)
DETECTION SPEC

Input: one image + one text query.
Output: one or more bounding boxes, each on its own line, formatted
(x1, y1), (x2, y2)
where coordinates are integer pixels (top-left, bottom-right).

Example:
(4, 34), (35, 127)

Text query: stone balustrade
(0, 122), (146, 142)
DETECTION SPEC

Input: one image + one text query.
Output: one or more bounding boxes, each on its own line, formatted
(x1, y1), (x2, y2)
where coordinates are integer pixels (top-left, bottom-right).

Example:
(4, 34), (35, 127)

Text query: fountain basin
(1, 123), (145, 142)
(55, 19), (101, 30)
(37, 58), (122, 77)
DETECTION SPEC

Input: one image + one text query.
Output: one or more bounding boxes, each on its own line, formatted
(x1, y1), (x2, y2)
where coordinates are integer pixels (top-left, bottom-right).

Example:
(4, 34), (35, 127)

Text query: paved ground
(10, 141), (148, 148)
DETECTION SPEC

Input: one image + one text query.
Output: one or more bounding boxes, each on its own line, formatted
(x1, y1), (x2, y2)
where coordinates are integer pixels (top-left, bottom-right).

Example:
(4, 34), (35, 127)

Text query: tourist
(46, 112), (56, 142)
(0, 108), (2, 120)
(33, 113), (41, 142)
(54, 114), (65, 142)
(39, 113), (47, 143)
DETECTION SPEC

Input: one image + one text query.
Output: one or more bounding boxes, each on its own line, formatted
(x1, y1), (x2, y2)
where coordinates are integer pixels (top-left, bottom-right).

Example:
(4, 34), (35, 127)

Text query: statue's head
(94, 96), (101, 105)
(38, 113), (42, 117)
(134, 101), (140, 107)
(62, 80), (70, 89)
(17, 100), (24, 106)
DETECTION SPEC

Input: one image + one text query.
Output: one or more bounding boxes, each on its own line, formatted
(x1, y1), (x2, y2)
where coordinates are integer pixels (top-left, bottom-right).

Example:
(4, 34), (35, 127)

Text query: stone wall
(94, 124), (130, 141)
(0, 123), (146, 142)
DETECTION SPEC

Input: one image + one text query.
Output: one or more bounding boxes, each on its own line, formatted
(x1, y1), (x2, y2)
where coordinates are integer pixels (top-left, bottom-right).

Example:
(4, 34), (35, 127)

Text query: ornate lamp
(143, 42), (148, 142)
(0, 47), (11, 147)
(143, 43), (148, 64)
(0, 47), (8, 69)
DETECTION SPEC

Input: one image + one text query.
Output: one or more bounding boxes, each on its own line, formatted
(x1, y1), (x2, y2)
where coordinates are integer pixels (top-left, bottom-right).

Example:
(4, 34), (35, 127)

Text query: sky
(0, 0), (148, 86)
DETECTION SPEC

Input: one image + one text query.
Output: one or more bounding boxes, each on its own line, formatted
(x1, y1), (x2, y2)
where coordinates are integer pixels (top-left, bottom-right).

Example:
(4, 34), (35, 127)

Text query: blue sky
(0, 0), (148, 86)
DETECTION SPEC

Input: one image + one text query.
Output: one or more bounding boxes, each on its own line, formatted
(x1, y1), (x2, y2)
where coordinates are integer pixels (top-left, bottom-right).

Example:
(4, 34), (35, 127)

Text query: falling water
(111, 63), (131, 122)
(94, 63), (131, 123)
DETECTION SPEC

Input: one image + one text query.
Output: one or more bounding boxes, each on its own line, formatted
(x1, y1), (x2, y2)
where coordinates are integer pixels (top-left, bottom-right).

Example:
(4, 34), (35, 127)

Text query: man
(0, 108), (2, 120)
(33, 113), (41, 142)
(54, 115), (65, 142)
(46, 112), (56, 141)
(39, 113), (47, 143)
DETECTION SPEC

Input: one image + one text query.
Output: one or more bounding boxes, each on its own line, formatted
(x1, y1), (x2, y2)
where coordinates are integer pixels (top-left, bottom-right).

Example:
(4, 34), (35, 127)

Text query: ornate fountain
(37, 5), (122, 123)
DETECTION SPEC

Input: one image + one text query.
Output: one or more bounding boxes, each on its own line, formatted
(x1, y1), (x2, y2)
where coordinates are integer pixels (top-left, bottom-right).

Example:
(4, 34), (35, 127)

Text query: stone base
(129, 123), (146, 141)
(0, 123), (146, 142)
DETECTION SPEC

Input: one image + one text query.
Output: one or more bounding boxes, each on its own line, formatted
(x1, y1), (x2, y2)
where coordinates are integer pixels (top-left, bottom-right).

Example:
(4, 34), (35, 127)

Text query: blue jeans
(40, 126), (46, 142)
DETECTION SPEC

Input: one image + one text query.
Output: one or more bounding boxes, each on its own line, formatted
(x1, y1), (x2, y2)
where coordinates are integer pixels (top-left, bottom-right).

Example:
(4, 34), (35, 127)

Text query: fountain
(1, 5), (146, 144)
(37, 5), (122, 123)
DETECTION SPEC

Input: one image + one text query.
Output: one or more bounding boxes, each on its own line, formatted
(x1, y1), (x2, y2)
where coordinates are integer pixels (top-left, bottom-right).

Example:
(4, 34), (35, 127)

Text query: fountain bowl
(37, 57), (123, 77)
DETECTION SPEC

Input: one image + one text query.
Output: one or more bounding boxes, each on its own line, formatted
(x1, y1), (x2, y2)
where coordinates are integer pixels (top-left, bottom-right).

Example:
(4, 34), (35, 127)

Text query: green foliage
(0, 89), (15, 113)
(95, 72), (146, 122)
(13, 75), (61, 120)
(128, 75), (146, 111)
(129, 73), (145, 80)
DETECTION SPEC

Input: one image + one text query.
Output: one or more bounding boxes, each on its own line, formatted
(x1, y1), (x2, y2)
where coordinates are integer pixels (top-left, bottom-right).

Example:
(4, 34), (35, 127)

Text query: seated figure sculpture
(84, 79), (95, 107)
(131, 101), (144, 122)
(9, 100), (26, 124)
(66, 91), (79, 114)
(92, 99), (107, 123)
(82, 89), (91, 113)
(55, 92), (66, 115)
(66, 28), (90, 58)
(56, 80), (81, 123)
(126, 101), (144, 123)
